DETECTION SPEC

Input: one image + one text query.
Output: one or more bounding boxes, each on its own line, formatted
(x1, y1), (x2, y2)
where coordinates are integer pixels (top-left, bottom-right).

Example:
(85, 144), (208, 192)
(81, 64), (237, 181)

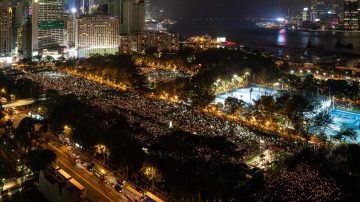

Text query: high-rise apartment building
(0, 0), (13, 55)
(31, 0), (65, 53)
(344, 0), (359, 30)
(119, 31), (179, 53)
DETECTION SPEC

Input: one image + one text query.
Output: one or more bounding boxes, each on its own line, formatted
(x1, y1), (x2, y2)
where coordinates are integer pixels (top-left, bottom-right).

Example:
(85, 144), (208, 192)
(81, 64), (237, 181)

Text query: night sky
(151, 0), (310, 19)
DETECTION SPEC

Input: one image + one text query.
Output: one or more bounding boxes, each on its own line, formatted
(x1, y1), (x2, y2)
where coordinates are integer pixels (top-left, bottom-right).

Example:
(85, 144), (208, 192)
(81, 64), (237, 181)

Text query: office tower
(73, 0), (95, 14)
(83, 0), (94, 14)
(132, 0), (145, 33)
(151, 7), (164, 21)
(65, 0), (94, 14)
(343, 0), (359, 30)
(108, 0), (145, 34)
(108, 0), (122, 33)
(108, 0), (121, 18)
(0, 0), (13, 55)
(64, 10), (77, 48)
(302, 7), (310, 22)
(120, 0), (134, 34)
(144, 0), (151, 20)
(75, 0), (83, 15)
(31, 0), (65, 54)
(310, 0), (343, 20)
(14, 2), (26, 56)
(77, 14), (120, 57)
(310, 0), (323, 21)
(332, 0), (344, 15)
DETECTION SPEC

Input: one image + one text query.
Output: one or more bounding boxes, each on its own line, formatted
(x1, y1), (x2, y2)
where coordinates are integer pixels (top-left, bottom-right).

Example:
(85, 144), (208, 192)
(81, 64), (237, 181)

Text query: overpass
(1, 98), (36, 108)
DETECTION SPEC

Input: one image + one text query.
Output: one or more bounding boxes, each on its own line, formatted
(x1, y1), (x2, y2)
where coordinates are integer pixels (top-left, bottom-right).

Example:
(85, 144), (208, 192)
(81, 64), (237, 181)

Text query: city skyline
(151, 0), (311, 19)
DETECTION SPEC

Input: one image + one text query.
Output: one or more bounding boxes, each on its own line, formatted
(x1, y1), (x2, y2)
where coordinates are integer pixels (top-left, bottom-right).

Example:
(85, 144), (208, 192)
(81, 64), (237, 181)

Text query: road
(44, 143), (127, 202)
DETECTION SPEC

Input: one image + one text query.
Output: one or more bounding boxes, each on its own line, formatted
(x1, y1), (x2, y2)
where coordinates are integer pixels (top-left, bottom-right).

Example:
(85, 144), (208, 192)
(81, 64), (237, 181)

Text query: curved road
(45, 143), (126, 202)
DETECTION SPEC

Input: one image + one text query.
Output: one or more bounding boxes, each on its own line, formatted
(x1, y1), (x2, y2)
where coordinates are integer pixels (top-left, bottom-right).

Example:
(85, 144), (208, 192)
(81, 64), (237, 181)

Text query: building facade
(108, 0), (145, 34)
(132, 0), (145, 33)
(77, 14), (120, 57)
(185, 35), (220, 51)
(0, 0), (13, 55)
(65, 14), (77, 48)
(343, 0), (359, 30)
(39, 167), (85, 202)
(31, 0), (66, 53)
(119, 31), (179, 53)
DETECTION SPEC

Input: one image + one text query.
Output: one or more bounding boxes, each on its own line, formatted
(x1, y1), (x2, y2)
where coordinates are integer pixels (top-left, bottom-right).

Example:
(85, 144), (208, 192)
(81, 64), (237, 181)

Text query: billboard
(38, 20), (64, 30)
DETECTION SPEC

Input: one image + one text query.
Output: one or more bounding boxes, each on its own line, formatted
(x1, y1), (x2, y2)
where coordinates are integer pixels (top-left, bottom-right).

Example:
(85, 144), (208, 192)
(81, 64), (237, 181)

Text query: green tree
(278, 94), (314, 139)
(190, 88), (215, 110)
(43, 55), (55, 64)
(224, 97), (246, 121)
(334, 127), (358, 142)
(25, 149), (56, 173)
(253, 95), (277, 127)
(15, 117), (37, 152)
(151, 130), (249, 201)
(310, 110), (333, 135)
(106, 118), (146, 180)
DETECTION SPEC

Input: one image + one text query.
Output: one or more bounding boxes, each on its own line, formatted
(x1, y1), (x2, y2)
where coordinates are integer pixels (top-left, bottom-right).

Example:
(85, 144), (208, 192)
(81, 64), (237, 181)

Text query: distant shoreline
(300, 29), (360, 33)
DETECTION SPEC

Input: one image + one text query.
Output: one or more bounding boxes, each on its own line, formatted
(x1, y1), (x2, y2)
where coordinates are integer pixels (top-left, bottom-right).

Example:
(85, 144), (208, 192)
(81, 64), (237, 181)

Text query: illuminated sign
(38, 20), (64, 30)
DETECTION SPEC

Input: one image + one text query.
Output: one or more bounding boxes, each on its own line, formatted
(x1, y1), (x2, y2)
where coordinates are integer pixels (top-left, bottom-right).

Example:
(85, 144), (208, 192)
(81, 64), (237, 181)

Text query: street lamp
(279, 79), (284, 90)
(245, 72), (250, 85)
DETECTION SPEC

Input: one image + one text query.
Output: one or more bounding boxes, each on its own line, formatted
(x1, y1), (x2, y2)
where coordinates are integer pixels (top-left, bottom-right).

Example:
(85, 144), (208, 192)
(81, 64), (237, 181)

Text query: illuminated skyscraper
(343, 0), (359, 30)
(31, 0), (65, 53)
(302, 7), (310, 22)
(0, 0), (13, 55)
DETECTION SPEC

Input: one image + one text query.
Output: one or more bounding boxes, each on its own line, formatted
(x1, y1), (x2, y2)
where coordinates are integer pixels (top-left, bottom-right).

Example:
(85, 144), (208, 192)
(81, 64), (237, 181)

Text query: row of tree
(222, 92), (358, 142)
(57, 54), (145, 90)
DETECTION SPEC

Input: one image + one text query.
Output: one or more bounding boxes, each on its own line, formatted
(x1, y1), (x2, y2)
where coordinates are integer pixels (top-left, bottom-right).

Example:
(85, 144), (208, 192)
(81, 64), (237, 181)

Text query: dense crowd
(14, 70), (284, 159)
(140, 67), (189, 83)
(259, 165), (343, 201)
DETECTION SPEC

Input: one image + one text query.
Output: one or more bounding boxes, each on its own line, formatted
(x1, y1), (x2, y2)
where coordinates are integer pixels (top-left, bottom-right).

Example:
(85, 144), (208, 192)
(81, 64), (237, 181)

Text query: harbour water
(174, 19), (360, 55)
